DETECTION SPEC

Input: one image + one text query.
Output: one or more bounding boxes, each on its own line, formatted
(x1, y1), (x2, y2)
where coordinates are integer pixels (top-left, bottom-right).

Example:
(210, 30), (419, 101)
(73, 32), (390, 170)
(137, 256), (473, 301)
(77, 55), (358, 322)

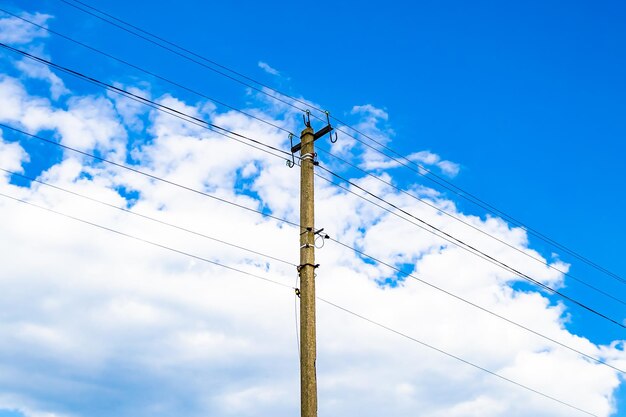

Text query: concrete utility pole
(298, 124), (317, 417)
(292, 111), (334, 417)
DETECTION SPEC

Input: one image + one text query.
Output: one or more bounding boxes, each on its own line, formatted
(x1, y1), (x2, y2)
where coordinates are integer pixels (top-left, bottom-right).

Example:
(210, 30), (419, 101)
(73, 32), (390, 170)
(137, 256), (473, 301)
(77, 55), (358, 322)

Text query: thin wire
(0, 191), (293, 290)
(17, 1), (615, 293)
(0, 9), (296, 137)
(3, 123), (623, 368)
(0, 43), (295, 161)
(295, 276), (301, 360)
(52, 0), (623, 284)
(0, 19), (619, 376)
(330, 114), (625, 285)
(58, 0), (313, 109)
(54, 0), (310, 113)
(314, 165), (626, 329)
(3, 166), (619, 375)
(0, 124), (302, 230)
(317, 297), (598, 417)
(0, 167), (296, 267)
(0, 189), (597, 416)
(317, 146), (626, 299)
(325, 237), (625, 374)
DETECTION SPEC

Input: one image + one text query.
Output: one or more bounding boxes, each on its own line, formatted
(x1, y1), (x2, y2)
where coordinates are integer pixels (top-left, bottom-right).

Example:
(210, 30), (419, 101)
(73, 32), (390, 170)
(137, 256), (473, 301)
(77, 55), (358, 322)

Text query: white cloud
(258, 61), (280, 76)
(0, 12), (51, 45)
(15, 56), (69, 100)
(0, 131), (29, 182)
(0, 29), (623, 417)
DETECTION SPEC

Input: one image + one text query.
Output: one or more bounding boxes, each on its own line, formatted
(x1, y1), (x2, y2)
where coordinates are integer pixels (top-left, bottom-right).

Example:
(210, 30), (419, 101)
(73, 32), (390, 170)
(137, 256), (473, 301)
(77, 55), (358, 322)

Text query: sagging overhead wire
(51, 0), (624, 285)
(0, 123), (302, 231)
(0, 8), (296, 137)
(325, 236), (625, 374)
(54, 0), (310, 114)
(0, 42), (295, 163)
(313, 164), (626, 330)
(7, 6), (612, 302)
(0, 191), (294, 290)
(2, 125), (621, 376)
(0, 191), (599, 417)
(316, 146), (626, 299)
(4, 17), (620, 390)
(0, 167), (297, 268)
(317, 298), (598, 417)
(6, 7), (620, 305)
(0, 44), (621, 340)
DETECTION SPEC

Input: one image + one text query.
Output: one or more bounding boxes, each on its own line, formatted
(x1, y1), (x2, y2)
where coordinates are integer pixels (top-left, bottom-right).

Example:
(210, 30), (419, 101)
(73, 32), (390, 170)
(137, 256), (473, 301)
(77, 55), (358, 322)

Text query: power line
(0, 8), (296, 137)
(0, 191), (601, 417)
(326, 237), (625, 374)
(53, 0), (310, 114)
(0, 191), (293, 290)
(3, 121), (624, 335)
(313, 165), (626, 329)
(0, 124), (302, 230)
(7, 16), (617, 310)
(317, 146), (626, 298)
(3, 109), (623, 337)
(0, 167), (297, 268)
(0, 42), (295, 163)
(317, 298), (598, 417)
(0, 30), (615, 384)
(7, 8), (617, 306)
(3, 162), (620, 375)
(329, 117), (626, 286)
(50, 0), (624, 285)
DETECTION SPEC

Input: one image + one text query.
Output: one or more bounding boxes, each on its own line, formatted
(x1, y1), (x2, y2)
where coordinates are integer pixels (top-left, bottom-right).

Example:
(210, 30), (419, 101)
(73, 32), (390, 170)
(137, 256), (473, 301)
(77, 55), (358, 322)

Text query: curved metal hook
(324, 110), (338, 143)
(286, 133), (296, 168)
(302, 110), (311, 128)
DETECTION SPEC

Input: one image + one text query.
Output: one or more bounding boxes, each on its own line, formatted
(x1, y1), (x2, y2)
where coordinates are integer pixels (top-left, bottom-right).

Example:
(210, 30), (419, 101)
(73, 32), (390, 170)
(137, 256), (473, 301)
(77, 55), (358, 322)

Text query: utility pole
(291, 111), (335, 417)
(299, 124), (317, 417)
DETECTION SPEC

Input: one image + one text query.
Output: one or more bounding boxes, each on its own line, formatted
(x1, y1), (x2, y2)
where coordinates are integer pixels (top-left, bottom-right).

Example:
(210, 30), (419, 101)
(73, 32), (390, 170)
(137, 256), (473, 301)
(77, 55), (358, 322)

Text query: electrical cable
(6, 8), (617, 303)
(0, 191), (293, 290)
(0, 9), (296, 137)
(0, 30), (621, 374)
(0, 124), (302, 230)
(2, 163), (620, 374)
(0, 43), (296, 162)
(313, 165), (626, 329)
(0, 167), (296, 267)
(329, 116), (626, 285)
(0, 190), (600, 416)
(317, 146), (626, 300)
(317, 297), (598, 417)
(325, 236), (625, 374)
(54, 0), (310, 113)
(50, 0), (623, 285)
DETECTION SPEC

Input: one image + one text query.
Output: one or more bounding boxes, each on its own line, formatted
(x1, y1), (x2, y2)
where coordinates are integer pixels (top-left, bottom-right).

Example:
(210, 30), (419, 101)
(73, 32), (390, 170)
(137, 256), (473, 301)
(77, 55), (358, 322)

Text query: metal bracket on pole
(291, 110), (337, 154)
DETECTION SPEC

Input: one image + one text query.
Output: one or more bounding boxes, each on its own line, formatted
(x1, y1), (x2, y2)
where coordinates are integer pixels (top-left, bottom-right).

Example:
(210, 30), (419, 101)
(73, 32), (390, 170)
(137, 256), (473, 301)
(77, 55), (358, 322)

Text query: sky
(0, 0), (625, 416)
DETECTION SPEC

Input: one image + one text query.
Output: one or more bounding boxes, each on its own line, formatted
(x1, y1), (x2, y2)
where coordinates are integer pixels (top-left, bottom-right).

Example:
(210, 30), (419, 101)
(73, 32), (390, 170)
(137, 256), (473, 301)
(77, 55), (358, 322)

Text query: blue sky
(0, 1), (625, 416)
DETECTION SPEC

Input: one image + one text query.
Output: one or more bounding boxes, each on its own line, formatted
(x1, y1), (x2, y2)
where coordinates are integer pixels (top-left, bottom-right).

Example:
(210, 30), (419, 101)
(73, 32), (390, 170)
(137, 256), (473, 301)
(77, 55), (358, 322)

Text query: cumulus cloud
(0, 24), (623, 417)
(0, 12), (51, 45)
(15, 58), (68, 100)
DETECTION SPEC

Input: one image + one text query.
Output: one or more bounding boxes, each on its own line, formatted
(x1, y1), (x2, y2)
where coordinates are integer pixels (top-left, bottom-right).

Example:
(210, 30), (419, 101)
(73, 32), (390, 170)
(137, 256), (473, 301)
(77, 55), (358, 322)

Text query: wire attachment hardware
(286, 133), (296, 168)
(314, 227), (331, 249)
(303, 110), (311, 128)
(325, 110), (338, 143)
(297, 263), (320, 273)
(290, 110), (337, 153)
(294, 288), (301, 298)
